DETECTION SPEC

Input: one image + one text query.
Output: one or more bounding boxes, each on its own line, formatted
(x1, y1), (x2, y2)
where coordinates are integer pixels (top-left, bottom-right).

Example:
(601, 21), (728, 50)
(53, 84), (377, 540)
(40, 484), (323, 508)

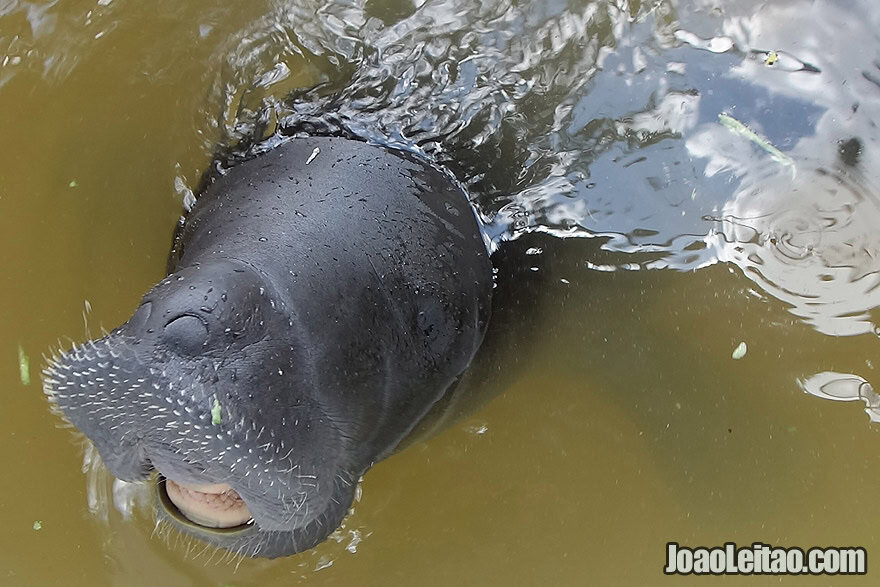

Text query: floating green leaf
(18, 344), (30, 386)
(732, 341), (748, 360)
(211, 396), (222, 425)
(32, 521), (42, 531)
(68, 180), (78, 188)
(718, 113), (795, 169)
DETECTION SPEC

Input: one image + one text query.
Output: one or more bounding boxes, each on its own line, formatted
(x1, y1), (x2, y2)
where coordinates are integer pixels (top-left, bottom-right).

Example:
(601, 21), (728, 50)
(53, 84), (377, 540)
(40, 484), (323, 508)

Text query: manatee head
(41, 136), (494, 559)
(43, 259), (359, 558)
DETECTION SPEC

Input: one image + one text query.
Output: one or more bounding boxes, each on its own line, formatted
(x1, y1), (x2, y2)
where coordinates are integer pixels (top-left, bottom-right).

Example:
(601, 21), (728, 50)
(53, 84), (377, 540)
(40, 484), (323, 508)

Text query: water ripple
(715, 164), (880, 336)
(4, 0), (880, 336)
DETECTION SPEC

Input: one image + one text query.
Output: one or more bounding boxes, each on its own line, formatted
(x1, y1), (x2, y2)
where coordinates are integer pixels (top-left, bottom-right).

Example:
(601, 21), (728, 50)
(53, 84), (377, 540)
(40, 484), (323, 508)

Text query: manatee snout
(44, 258), (354, 547)
(43, 137), (493, 558)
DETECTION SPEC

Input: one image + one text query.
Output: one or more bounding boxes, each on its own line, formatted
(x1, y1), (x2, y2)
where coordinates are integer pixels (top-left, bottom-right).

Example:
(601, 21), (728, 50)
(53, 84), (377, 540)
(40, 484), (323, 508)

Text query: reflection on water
(715, 163), (880, 337)
(264, 0), (880, 343)
(800, 372), (880, 424)
(4, 0), (880, 584)
(81, 441), (150, 521)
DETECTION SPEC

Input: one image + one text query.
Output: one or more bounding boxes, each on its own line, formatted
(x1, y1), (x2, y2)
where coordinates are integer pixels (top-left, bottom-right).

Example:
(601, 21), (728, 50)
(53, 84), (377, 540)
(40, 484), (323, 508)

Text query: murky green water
(3, 0), (880, 584)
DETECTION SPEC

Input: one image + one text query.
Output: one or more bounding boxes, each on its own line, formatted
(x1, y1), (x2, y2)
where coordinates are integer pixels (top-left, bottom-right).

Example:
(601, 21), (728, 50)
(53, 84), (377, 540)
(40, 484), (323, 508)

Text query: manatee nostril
(128, 301), (152, 330)
(163, 314), (209, 354)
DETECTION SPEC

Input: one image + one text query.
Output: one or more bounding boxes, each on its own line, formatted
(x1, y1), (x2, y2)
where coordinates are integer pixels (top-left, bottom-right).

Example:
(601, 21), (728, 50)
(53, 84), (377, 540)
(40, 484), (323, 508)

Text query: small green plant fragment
(764, 51), (779, 66)
(32, 521), (42, 530)
(732, 341), (748, 360)
(211, 397), (222, 425)
(718, 113), (795, 169)
(68, 180), (78, 188)
(18, 344), (30, 386)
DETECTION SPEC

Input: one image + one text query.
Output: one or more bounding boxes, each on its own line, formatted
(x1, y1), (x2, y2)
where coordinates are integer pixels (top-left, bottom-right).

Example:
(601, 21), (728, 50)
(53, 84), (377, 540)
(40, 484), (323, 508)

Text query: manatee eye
(163, 315), (209, 354)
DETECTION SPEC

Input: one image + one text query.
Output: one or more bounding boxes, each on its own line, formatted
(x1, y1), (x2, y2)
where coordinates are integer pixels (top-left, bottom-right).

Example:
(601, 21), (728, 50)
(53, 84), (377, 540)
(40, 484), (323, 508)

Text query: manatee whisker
(193, 538), (213, 562)
(232, 549), (247, 572)
(150, 517), (164, 540)
(276, 462), (299, 475)
(203, 543), (222, 567)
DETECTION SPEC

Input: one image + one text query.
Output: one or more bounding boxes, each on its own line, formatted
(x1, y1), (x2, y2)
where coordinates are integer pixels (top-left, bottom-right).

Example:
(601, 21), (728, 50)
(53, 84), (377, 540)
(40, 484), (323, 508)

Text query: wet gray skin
(42, 137), (493, 558)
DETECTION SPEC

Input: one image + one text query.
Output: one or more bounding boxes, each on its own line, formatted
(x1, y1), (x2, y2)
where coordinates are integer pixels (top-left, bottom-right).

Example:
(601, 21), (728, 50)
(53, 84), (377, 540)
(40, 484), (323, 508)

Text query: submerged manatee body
(42, 137), (493, 558)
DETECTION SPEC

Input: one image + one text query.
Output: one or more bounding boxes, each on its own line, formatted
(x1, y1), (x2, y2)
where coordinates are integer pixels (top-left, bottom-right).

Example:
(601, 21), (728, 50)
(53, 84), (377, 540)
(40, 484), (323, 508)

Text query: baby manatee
(43, 137), (492, 558)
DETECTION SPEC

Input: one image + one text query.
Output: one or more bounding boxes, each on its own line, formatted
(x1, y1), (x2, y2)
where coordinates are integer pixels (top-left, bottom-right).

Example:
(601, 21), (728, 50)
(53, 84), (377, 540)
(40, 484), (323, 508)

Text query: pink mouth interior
(165, 480), (252, 528)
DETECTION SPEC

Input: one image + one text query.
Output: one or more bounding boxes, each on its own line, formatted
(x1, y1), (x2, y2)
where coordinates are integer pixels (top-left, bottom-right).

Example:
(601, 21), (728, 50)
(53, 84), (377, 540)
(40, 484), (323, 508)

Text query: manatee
(42, 136), (493, 558)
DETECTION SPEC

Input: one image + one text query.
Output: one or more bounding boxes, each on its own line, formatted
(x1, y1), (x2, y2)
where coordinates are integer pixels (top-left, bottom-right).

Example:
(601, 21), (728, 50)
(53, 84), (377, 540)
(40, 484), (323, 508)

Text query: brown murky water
(3, 0), (880, 584)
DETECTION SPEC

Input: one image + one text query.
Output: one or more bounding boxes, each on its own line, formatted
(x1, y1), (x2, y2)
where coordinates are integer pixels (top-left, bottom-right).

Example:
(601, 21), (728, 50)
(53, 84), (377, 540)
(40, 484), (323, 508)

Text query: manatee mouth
(160, 478), (253, 530)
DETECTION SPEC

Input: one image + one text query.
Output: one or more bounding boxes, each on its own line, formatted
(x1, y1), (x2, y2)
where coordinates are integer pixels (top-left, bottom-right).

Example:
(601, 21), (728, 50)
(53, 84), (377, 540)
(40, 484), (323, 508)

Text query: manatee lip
(160, 477), (254, 530)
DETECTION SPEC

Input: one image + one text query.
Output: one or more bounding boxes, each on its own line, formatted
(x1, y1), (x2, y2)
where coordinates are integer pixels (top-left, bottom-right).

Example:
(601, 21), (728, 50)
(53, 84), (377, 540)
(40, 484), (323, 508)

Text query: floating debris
(749, 49), (821, 73)
(731, 341), (748, 360)
(68, 180), (78, 188)
(32, 521), (42, 531)
(305, 147), (320, 165)
(17, 344), (30, 386)
(718, 113), (795, 170)
(211, 396), (222, 425)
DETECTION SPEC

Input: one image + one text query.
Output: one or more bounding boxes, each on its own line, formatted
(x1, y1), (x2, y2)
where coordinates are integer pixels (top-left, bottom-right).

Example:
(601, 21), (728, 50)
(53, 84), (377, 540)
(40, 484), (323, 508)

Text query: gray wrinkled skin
(43, 137), (493, 558)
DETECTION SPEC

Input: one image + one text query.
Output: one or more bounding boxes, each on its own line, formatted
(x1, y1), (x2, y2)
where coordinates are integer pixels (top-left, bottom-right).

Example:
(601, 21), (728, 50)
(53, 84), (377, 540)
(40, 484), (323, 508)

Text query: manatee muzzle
(43, 336), (162, 481)
(43, 335), (257, 532)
